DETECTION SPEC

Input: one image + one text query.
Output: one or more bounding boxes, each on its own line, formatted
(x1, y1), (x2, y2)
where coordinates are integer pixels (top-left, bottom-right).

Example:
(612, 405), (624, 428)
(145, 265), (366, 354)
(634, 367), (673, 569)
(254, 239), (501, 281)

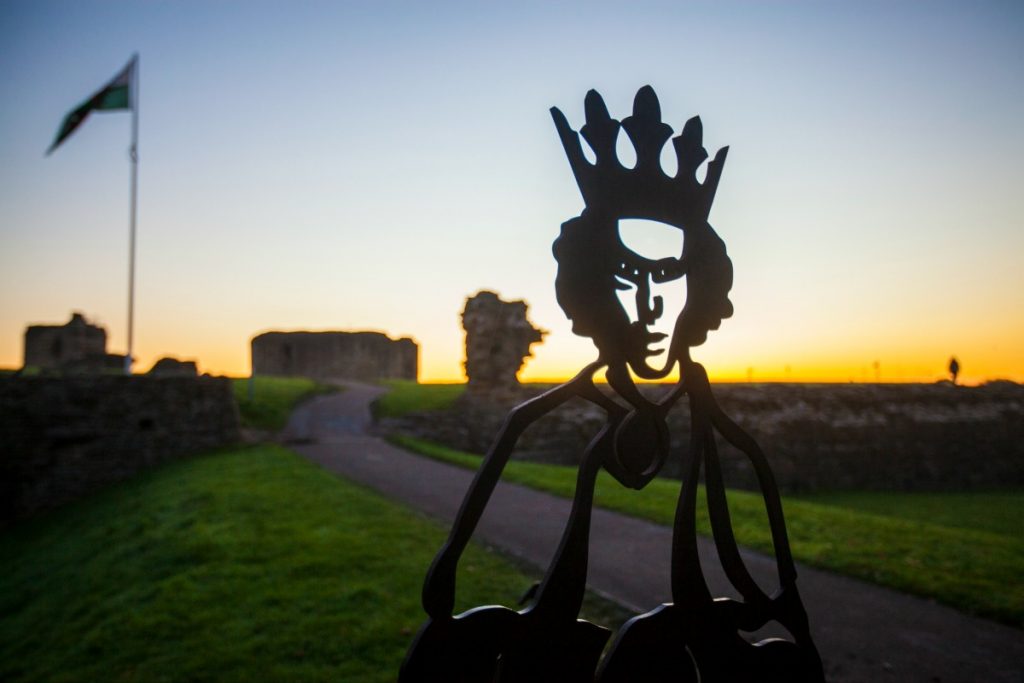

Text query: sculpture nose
(635, 274), (663, 325)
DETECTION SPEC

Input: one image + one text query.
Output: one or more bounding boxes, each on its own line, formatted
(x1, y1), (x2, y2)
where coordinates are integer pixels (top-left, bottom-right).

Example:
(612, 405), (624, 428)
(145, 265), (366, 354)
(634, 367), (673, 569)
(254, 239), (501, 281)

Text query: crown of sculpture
(550, 85), (728, 223)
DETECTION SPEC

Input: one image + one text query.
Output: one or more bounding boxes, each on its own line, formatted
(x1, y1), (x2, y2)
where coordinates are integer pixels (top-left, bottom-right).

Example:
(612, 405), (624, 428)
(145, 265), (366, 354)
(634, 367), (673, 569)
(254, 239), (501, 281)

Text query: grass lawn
(371, 380), (465, 419)
(0, 445), (626, 682)
(232, 376), (335, 431)
(793, 490), (1022, 538)
(389, 434), (1024, 628)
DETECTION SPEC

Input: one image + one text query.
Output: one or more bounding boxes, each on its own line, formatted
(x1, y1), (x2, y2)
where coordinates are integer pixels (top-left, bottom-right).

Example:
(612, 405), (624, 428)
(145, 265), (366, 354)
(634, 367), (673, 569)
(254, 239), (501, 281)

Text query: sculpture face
(553, 211), (734, 381)
(612, 219), (688, 378)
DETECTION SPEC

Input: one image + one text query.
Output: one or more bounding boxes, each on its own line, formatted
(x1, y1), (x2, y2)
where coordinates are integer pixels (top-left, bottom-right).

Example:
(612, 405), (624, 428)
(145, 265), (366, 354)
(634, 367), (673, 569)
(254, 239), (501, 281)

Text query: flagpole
(125, 53), (139, 375)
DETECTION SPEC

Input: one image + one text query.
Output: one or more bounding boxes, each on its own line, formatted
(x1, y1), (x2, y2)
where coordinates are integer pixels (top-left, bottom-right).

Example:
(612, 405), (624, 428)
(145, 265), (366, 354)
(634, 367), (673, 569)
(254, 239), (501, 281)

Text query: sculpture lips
(626, 324), (668, 358)
(643, 332), (668, 358)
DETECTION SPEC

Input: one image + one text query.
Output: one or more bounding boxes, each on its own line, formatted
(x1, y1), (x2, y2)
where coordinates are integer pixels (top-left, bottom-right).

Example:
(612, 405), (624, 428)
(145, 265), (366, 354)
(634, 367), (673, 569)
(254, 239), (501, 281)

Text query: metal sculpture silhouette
(400, 86), (825, 682)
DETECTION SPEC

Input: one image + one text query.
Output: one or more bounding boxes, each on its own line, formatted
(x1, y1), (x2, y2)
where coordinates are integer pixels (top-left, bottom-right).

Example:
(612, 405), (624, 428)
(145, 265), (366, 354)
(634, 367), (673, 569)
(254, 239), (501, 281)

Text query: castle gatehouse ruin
(251, 330), (417, 383)
(23, 312), (124, 372)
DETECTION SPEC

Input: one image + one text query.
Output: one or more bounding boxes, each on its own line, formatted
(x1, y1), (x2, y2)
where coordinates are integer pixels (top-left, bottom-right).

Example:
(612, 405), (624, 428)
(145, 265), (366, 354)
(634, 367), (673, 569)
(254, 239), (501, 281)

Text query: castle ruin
(251, 330), (417, 383)
(23, 312), (124, 372)
(462, 290), (545, 390)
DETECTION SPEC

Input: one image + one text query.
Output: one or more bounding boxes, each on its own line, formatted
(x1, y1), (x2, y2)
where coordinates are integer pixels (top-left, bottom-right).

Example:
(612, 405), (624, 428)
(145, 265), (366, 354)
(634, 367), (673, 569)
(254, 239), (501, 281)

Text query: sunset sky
(1, 1), (1021, 384)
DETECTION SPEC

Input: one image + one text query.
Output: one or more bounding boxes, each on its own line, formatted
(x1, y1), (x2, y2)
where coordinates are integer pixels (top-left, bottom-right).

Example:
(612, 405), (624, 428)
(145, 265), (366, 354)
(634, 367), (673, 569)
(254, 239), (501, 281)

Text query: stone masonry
(462, 291), (545, 390)
(383, 381), (1024, 493)
(0, 375), (241, 520)
(23, 312), (110, 371)
(251, 330), (417, 382)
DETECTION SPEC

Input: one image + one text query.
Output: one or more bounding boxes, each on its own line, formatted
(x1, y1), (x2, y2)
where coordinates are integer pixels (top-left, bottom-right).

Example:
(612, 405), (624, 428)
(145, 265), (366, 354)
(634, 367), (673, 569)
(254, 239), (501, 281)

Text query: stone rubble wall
(382, 381), (1024, 493)
(1, 375), (241, 520)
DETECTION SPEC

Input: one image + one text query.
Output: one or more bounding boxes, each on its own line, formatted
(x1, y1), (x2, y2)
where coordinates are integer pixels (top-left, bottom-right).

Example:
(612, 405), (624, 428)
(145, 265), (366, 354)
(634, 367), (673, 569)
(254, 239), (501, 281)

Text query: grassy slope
(232, 376), (335, 431)
(794, 490), (1022, 537)
(1, 445), (625, 682)
(390, 434), (1024, 627)
(373, 380), (465, 419)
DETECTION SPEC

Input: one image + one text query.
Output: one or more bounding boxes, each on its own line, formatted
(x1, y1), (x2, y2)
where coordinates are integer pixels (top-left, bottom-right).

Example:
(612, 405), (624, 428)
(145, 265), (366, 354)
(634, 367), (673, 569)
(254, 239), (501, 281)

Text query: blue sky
(1, 1), (1022, 381)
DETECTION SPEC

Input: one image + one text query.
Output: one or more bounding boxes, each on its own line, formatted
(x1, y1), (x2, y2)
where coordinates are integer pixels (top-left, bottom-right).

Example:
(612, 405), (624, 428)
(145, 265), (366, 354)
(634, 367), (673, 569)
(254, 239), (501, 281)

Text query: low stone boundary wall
(1, 375), (241, 520)
(384, 382), (1024, 493)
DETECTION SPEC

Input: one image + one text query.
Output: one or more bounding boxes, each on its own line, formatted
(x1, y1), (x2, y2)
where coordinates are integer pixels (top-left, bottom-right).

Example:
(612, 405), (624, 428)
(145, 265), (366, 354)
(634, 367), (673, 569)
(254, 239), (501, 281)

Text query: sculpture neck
(604, 361), (687, 417)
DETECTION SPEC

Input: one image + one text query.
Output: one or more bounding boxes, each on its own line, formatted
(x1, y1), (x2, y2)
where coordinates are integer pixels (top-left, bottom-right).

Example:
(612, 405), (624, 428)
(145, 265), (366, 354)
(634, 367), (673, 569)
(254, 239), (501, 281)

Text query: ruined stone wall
(0, 375), (241, 520)
(383, 382), (1024, 493)
(705, 381), (1024, 491)
(23, 313), (107, 370)
(251, 331), (417, 382)
(462, 291), (544, 389)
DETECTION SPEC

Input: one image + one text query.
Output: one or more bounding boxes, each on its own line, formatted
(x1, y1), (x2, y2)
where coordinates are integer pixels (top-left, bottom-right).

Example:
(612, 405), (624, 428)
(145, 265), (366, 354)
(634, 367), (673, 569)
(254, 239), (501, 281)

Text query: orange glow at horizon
(2, 327), (1018, 388)
(75, 292), (1022, 387)
(418, 348), (1023, 386)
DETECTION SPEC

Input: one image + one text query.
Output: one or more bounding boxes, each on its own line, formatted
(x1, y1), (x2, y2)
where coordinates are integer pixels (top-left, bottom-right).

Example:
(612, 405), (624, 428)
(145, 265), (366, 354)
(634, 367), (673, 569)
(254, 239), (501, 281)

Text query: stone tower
(461, 290), (545, 390)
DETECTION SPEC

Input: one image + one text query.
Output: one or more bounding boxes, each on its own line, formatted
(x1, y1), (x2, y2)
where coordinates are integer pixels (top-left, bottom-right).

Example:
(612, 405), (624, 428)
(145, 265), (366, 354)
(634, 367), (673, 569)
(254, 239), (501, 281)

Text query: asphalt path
(287, 383), (1024, 683)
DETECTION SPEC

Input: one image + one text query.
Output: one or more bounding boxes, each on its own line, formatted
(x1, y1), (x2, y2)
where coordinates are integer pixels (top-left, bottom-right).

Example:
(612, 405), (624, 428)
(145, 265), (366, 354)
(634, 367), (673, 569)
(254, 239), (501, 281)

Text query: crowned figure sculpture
(401, 86), (825, 683)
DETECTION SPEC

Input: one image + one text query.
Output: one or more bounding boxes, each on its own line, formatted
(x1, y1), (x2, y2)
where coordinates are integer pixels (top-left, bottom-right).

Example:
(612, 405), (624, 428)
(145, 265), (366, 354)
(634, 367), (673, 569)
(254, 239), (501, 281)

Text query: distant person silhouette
(949, 356), (960, 385)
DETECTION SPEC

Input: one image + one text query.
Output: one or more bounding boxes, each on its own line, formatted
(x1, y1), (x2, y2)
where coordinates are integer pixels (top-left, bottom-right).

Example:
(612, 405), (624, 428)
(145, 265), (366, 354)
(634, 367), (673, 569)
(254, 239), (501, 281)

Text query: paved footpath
(287, 384), (1024, 683)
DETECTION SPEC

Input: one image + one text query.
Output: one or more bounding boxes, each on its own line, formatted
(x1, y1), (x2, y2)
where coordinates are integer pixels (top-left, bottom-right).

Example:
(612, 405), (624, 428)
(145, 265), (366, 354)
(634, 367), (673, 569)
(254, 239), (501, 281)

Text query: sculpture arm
(682, 361), (788, 604)
(708, 403), (796, 586)
(422, 362), (604, 618)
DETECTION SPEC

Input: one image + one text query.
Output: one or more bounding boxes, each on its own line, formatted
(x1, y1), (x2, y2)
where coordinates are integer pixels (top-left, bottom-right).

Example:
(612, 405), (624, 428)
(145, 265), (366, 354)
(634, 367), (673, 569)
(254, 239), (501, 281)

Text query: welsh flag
(47, 55), (136, 155)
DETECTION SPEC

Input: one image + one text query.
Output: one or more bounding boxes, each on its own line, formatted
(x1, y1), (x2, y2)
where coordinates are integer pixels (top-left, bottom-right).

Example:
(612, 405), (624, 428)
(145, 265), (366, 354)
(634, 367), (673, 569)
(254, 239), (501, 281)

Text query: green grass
(389, 434), (1024, 628)
(793, 490), (1022, 537)
(372, 380), (465, 419)
(4, 366), (41, 375)
(232, 376), (335, 431)
(0, 445), (625, 682)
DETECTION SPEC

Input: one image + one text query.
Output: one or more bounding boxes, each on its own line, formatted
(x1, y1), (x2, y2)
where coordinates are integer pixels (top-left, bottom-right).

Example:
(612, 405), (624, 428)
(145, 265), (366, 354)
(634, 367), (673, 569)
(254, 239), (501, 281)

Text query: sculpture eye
(650, 258), (685, 283)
